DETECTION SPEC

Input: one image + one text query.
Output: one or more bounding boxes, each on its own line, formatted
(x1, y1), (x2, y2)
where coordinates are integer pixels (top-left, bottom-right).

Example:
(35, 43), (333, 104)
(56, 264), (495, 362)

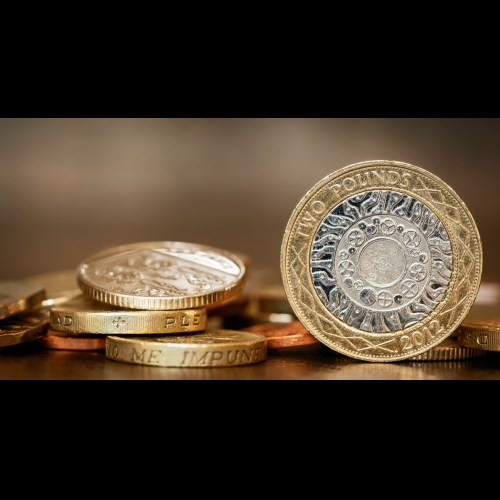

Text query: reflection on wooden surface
(1, 284), (499, 380)
(1, 342), (499, 380)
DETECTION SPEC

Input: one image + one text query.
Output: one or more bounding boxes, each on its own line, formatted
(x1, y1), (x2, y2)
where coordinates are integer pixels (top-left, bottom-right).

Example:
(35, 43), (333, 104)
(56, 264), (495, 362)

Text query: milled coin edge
(77, 242), (246, 311)
(281, 160), (483, 363)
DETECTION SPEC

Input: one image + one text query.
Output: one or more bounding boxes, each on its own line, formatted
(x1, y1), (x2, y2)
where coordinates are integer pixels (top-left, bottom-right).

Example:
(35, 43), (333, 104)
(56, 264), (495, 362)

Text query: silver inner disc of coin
(311, 191), (453, 333)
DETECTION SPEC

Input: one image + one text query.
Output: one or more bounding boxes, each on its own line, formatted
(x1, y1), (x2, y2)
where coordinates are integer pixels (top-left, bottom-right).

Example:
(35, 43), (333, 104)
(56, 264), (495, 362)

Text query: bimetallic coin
(26, 270), (80, 307)
(319, 205), (448, 326)
(106, 331), (267, 368)
(50, 295), (207, 335)
(457, 319), (500, 352)
(78, 242), (246, 310)
(0, 310), (49, 348)
(282, 160), (482, 362)
(0, 282), (46, 320)
(41, 329), (106, 351)
(243, 321), (319, 349)
(408, 339), (487, 362)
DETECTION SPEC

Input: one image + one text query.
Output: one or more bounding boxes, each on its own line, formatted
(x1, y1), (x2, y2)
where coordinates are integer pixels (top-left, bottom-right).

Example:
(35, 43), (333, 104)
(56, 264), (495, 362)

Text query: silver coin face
(311, 190), (453, 333)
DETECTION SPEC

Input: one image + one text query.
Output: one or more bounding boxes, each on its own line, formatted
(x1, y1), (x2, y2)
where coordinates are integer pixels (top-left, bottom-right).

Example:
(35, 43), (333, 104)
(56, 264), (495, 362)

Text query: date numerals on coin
(400, 321), (444, 351)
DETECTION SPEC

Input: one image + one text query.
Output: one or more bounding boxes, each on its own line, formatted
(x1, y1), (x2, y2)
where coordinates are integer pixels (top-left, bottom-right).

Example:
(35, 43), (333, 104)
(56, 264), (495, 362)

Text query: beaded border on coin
(312, 192), (452, 332)
(281, 161), (483, 362)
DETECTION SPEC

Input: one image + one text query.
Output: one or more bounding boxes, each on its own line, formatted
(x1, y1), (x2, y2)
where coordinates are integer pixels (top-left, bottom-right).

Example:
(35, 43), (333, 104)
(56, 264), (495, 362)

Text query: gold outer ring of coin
(281, 160), (483, 363)
(408, 339), (487, 362)
(77, 242), (246, 310)
(50, 295), (208, 335)
(106, 330), (267, 368)
(0, 282), (46, 320)
(243, 321), (320, 349)
(457, 319), (500, 352)
(25, 270), (81, 307)
(41, 329), (106, 351)
(0, 310), (49, 348)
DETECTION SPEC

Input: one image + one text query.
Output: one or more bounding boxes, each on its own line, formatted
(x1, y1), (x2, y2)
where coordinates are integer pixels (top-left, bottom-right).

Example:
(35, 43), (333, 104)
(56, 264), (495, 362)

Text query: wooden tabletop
(1, 341), (499, 380)
(2, 301), (499, 380)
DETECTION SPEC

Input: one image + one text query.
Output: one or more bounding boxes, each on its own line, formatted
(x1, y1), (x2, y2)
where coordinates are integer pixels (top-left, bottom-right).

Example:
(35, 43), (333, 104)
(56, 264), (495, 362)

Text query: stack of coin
(45, 296), (208, 352)
(0, 282), (48, 349)
(40, 242), (267, 366)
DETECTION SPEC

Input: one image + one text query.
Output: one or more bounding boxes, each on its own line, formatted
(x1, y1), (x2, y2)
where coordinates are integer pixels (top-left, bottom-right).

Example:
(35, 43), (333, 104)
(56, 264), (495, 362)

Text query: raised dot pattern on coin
(312, 191), (452, 333)
(78, 243), (246, 310)
(282, 161), (482, 362)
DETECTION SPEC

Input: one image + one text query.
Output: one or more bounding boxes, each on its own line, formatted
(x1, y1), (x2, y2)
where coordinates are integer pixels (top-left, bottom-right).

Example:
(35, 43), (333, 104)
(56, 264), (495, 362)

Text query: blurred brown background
(0, 118), (498, 288)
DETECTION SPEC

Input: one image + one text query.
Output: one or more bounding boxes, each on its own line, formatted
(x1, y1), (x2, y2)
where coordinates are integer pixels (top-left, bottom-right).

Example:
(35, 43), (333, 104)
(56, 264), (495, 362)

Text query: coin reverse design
(282, 161), (482, 362)
(78, 242), (246, 311)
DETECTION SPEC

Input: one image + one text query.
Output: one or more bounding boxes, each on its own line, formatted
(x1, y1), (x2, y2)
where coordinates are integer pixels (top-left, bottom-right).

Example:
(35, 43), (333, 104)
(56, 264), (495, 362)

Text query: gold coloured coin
(106, 330), (267, 368)
(0, 310), (49, 348)
(78, 242), (246, 310)
(457, 319), (500, 352)
(281, 160), (482, 363)
(50, 295), (207, 335)
(408, 339), (487, 362)
(0, 282), (46, 320)
(26, 270), (80, 307)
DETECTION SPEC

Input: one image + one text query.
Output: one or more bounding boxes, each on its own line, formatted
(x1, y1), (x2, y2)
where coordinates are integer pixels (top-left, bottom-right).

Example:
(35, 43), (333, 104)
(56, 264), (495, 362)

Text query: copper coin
(41, 329), (106, 351)
(243, 321), (319, 349)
